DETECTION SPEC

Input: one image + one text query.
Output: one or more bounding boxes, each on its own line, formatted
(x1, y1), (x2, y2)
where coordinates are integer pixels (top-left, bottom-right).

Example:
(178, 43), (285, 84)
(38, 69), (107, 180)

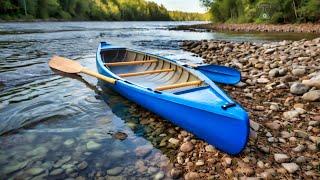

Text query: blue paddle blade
(195, 64), (241, 85)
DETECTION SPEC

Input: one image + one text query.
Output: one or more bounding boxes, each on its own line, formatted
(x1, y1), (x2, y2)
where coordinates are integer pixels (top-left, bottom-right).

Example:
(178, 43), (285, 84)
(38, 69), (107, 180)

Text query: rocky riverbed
(127, 37), (320, 179)
(172, 23), (320, 34)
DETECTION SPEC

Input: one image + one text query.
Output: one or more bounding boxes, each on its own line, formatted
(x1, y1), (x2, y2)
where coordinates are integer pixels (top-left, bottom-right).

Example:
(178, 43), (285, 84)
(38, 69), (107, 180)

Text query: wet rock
(281, 163), (299, 173)
(274, 154), (290, 163)
(26, 167), (45, 176)
(302, 90), (320, 101)
(184, 172), (200, 180)
(135, 144), (153, 157)
(86, 141), (102, 151)
(180, 142), (194, 152)
(154, 171), (165, 180)
(26, 146), (48, 157)
(168, 138), (180, 145)
(107, 166), (123, 176)
(3, 161), (28, 174)
(290, 82), (310, 95)
(113, 132), (127, 140)
(77, 161), (88, 170)
(54, 156), (71, 168)
(50, 168), (64, 176)
(64, 139), (75, 147)
(170, 168), (182, 178)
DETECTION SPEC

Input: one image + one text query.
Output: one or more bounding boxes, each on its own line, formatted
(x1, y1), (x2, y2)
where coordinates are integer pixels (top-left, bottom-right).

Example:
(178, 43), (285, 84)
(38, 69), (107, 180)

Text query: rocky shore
(172, 23), (320, 34)
(128, 37), (320, 179)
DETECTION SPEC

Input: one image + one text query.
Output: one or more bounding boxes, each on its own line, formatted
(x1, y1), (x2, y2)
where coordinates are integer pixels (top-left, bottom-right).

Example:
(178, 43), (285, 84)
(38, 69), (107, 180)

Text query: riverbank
(172, 23), (320, 34)
(129, 37), (320, 179)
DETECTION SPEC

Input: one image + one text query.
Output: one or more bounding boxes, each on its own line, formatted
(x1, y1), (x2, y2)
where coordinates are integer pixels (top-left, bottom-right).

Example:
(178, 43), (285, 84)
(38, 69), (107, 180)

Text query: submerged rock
(107, 166), (123, 176)
(86, 141), (102, 151)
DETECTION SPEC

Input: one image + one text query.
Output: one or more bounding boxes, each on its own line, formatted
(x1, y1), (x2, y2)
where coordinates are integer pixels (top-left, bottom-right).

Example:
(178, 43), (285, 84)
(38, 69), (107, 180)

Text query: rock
(224, 157), (232, 165)
(195, 160), (204, 166)
(3, 161), (28, 174)
(269, 68), (279, 78)
(293, 144), (305, 152)
(113, 132), (127, 140)
(170, 168), (182, 178)
(265, 122), (281, 130)
(135, 144), (153, 157)
(294, 130), (309, 139)
(292, 68), (306, 76)
(236, 162), (255, 176)
(26, 146), (48, 157)
(86, 141), (102, 151)
(180, 142), (193, 152)
(309, 121), (319, 126)
(250, 120), (260, 131)
(290, 82), (310, 95)
(168, 138), (179, 145)
(64, 139), (75, 147)
(54, 156), (71, 168)
(270, 104), (280, 111)
(281, 163), (299, 173)
(257, 77), (270, 84)
(302, 90), (320, 101)
(26, 167), (45, 176)
(77, 161), (88, 170)
(283, 110), (299, 120)
(295, 156), (306, 164)
(184, 172), (200, 180)
(302, 79), (320, 88)
(265, 48), (276, 54)
(274, 154), (290, 163)
(50, 168), (64, 176)
(205, 145), (215, 152)
(107, 166), (123, 176)
(154, 171), (165, 180)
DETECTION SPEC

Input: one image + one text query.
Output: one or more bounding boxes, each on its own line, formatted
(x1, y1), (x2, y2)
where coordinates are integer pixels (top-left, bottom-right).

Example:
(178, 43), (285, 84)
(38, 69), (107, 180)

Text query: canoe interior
(101, 49), (207, 92)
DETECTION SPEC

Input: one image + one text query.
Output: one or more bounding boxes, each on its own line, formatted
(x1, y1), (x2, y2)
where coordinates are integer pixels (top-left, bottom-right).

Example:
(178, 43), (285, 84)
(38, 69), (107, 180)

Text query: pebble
(50, 168), (64, 176)
(195, 160), (204, 166)
(290, 82), (310, 95)
(153, 171), (165, 180)
(170, 168), (182, 178)
(77, 161), (88, 170)
(283, 110), (299, 120)
(291, 68), (306, 76)
(64, 139), (75, 147)
(180, 142), (194, 152)
(205, 145), (215, 152)
(295, 156), (306, 164)
(250, 120), (260, 131)
(302, 90), (320, 101)
(265, 122), (281, 130)
(135, 144), (153, 157)
(168, 138), (180, 145)
(184, 172), (200, 180)
(86, 141), (102, 151)
(302, 79), (320, 88)
(281, 163), (299, 173)
(26, 167), (45, 176)
(107, 166), (123, 176)
(294, 130), (309, 139)
(257, 77), (270, 84)
(292, 144), (305, 152)
(113, 132), (128, 140)
(274, 154), (290, 163)
(2, 161), (28, 174)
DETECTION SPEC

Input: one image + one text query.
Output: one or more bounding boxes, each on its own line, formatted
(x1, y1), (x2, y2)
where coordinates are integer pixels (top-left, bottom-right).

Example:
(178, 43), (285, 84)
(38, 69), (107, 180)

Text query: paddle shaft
(81, 68), (116, 84)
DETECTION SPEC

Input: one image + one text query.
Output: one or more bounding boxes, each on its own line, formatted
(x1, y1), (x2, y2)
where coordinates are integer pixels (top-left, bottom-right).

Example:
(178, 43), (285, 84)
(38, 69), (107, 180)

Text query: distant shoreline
(171, 23), (320, 34)
(0, 19), (207, 23)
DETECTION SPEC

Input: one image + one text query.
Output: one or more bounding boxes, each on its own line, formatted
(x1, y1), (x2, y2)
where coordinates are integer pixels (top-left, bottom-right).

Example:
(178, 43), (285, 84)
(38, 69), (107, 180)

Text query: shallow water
(0, 21), (316, 179)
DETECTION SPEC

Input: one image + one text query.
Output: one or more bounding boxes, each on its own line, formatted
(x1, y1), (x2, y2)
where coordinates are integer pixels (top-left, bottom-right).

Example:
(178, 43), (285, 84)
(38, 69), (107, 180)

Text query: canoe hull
(96, 43), (249, 155)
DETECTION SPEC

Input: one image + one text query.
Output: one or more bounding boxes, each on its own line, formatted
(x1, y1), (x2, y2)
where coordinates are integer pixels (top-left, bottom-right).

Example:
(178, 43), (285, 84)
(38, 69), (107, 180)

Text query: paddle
(49, 56), (116, 84)
(186, 63), (241, 85)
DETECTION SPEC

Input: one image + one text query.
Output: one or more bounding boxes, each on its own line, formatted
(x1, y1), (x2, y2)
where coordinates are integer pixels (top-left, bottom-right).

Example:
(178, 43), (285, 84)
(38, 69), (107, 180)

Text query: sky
(148, 0), (207, 13)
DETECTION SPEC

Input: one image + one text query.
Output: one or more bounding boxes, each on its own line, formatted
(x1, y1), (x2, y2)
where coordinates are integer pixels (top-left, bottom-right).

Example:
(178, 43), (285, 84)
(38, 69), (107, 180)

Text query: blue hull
(96, 42), (249, 155)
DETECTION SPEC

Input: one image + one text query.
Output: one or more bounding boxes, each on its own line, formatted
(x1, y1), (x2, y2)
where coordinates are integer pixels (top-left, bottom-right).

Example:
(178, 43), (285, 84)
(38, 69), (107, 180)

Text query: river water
(0, 21), (318, 179)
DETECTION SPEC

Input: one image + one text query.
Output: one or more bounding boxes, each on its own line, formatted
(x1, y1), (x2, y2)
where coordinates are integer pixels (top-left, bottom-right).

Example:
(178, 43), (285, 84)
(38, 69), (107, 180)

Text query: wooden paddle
(49, 56), (116, 84)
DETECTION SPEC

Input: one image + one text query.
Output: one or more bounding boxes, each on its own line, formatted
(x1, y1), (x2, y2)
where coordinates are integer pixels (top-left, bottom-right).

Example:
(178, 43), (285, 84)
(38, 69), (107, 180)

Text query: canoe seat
(118, 68), (174, 77)
(105, 60), (157, 66)
(155, 81), (202, 91)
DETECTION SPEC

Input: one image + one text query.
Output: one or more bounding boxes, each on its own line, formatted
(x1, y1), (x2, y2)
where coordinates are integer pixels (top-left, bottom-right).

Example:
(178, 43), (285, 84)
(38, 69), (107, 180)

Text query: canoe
(96, 42), (249, 155)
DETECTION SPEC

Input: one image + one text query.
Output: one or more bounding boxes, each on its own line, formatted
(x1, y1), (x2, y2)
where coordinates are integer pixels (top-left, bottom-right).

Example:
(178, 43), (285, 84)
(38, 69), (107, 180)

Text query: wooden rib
(118, 68), (174, 77)
(105, 60), (157, 66)
(155, 81), (202, 91)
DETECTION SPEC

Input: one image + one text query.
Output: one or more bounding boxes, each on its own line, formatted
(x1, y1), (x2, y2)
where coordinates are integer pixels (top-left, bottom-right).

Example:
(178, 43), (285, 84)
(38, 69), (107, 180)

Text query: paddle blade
(49, 56), (83, 74)
(196, 64), (241, 85)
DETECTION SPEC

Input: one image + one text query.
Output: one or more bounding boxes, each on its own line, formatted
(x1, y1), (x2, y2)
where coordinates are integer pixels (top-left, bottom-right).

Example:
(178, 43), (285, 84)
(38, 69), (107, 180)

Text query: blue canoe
(96, 42), (249, 155)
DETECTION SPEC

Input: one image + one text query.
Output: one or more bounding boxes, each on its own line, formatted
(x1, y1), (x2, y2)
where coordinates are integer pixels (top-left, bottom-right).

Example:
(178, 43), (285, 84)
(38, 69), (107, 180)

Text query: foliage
(0, 0), (207, 21)
(200, 0), (320, 23)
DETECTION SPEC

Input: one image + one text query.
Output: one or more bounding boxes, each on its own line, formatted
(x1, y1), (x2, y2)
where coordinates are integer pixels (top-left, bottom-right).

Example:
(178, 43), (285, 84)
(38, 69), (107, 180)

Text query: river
(0, 21), (317, 179)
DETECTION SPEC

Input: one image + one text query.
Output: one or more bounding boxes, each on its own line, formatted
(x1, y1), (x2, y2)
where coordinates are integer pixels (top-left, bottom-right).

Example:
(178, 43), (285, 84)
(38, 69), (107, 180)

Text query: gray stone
(293, 144), (305, 152)
(294, 130), (309, 139)
(86, 141), (102, 151)
(269, 68), (280, 77)
(54, 156), (71, 168)
(265, 122), (281, 130)
(295, 156), (306, 164)
(274, 153), (290, 163)
(50, 168), (64, 176)
(250, 120), (260, 131)
(292, 68), (306, 76)
(77, 161), (88, 170)
(257, 77), (270, 84)
(168, 138), (179, 145)
(64, 139), (75, 147)
(302, 90), (320, 101)
(290, 82), (310, 95)
(265, 48), (276, 54)
(281, 163), (299, 173)
(2, 161), (28, 174)
(283, 110), (299, 120)
(154, 171), (165, 180)
(302, 79), (320, 88)
(107, 166), (123, 176)
(135, 144), (153, 157)
(26, 167), (45, 176)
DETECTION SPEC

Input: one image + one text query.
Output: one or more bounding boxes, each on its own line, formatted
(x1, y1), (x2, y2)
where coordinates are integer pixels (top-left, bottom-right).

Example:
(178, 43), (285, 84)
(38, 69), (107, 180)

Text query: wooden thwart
(105, 60), (157, 66)
(118, 68), (174, 77)
(155, 81), (202, 91)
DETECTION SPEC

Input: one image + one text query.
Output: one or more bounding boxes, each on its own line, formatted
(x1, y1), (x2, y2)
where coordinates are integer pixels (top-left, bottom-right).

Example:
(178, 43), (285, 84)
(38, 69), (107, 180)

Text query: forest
(201, 0), (320, 23)
(0, 0), (208, 21)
